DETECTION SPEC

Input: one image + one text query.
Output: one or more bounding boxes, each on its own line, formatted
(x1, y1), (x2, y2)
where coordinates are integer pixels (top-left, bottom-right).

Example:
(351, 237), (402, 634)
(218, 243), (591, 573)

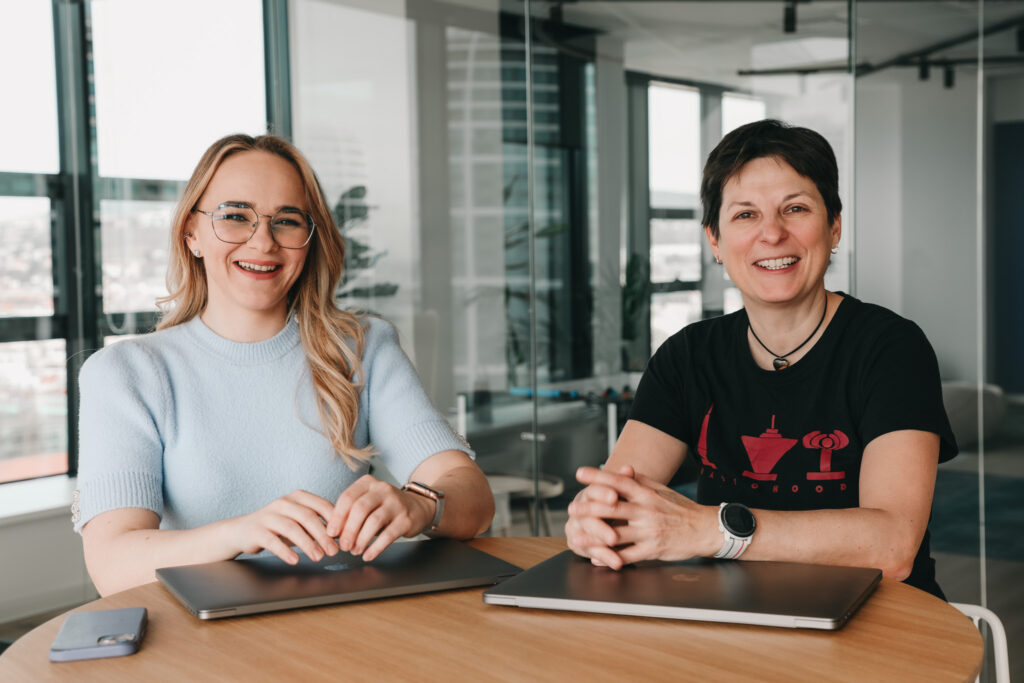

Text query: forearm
(424, 464), (495, 539)
(83, 513), (239, 596)
(732, 506), (925, 580)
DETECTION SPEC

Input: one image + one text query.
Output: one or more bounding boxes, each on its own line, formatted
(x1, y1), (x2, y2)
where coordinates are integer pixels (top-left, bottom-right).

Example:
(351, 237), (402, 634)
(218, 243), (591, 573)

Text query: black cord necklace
(748, 297), (829, 371)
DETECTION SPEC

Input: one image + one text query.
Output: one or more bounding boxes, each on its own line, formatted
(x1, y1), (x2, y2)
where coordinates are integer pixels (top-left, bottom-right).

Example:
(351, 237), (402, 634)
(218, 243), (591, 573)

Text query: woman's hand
(568, 466), (716, 569)
(229, 489), (340, 565)
(566, 465), (634, 569)
(325, 474), (434, 562)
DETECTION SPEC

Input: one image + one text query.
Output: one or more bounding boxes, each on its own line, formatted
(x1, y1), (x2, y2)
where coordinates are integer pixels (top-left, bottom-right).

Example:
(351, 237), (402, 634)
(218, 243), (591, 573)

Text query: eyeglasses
(192, 202), (316, 249)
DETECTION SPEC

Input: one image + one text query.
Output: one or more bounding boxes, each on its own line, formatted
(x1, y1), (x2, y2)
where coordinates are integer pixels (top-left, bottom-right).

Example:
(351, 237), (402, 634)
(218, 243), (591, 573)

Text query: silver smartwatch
(714, 502), (756, 560)
(402, 481), (445, 536)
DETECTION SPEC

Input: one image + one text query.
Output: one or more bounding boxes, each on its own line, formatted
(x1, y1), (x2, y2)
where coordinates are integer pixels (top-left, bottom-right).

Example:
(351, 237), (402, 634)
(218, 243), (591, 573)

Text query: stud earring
(830, 246), (839, 254)
(715, 257), (722, 265)
(193, 249), (201, 258)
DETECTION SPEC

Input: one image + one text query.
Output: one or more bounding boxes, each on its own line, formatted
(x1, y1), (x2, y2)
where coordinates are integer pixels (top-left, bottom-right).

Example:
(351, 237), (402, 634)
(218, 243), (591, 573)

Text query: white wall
(854, 81), (903, 314)
(0, 478), (96, 623)
(855, 70), (980, 382)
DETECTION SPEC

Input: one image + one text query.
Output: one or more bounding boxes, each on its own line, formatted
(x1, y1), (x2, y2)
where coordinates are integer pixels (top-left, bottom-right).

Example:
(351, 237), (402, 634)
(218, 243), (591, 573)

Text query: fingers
(326, 475), (374, 538)
(279, 491), (339, 556)
(565, 500), (627, 571)
(575, 466), (649, 501)
(331, 476), (426, 559)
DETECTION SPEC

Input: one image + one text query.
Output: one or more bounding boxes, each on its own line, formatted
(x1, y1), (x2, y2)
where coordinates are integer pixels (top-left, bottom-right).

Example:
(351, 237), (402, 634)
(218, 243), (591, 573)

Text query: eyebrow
(218, 200), (307, 213)
(725, 192), (812, 210)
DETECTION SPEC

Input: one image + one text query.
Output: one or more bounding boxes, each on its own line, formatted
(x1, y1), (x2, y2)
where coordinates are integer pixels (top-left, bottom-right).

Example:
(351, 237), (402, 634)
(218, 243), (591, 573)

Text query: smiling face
(706, 156), (840, 311)
(185, 150), (311, 336)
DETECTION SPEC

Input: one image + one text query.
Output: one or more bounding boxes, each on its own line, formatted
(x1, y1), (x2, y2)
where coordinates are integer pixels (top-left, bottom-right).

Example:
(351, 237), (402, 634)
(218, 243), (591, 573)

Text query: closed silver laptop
(483, 550), (880, 630)
(157, 539), (521, 620)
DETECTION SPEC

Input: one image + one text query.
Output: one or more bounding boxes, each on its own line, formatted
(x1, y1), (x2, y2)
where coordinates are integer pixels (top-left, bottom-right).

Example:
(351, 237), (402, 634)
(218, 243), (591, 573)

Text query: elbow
(878, 540), (919, 582)
(880, 559), (914, 583)
(472, 495), (496, 538)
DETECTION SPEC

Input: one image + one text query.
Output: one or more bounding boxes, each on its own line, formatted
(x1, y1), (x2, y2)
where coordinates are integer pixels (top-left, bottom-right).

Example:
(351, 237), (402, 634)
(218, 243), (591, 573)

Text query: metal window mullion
(263, 0), (292, 138)
(53, 0), (98, 477)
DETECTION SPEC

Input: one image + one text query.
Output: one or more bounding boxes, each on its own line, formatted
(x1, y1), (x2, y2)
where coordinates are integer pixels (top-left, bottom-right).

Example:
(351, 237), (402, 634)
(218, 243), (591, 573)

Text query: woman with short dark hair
(566, 119), (956, 598)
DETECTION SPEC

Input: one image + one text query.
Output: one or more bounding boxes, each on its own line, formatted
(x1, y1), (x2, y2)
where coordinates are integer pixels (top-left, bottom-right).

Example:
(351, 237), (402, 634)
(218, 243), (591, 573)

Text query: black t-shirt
(630, 293), (957, 598)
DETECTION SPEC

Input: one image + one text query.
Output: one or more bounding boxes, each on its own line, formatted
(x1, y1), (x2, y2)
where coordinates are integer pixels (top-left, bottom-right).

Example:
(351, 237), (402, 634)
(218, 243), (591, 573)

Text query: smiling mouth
(754, 257), (799, 270)
(236, 260), (281, 273)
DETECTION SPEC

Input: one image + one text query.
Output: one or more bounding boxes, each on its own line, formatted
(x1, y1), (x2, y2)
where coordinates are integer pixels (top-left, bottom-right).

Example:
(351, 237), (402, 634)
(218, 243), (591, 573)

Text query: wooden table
(0, 538), (983, 682)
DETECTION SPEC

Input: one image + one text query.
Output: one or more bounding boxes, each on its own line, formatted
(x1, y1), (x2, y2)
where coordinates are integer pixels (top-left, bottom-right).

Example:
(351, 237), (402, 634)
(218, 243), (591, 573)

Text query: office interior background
(1, 0), (1021, 674)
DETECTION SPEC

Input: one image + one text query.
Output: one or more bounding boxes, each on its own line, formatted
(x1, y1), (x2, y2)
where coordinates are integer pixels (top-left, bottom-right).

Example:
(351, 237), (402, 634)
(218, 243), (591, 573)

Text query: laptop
(482, 550), (881, 630)
(157, 538), (521, 620)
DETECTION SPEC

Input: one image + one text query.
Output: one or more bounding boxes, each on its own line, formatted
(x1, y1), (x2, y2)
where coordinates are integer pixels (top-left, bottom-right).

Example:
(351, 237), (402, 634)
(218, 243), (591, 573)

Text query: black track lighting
(1017, 26), (1024, 53)
(919, 61), (930, 81)
(783, 2), (796, 34)
(944, 65), (955, 89)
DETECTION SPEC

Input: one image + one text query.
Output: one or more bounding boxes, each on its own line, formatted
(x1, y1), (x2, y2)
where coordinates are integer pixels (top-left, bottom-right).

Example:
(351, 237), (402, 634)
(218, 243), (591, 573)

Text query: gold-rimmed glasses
(192, 201), (316, 249)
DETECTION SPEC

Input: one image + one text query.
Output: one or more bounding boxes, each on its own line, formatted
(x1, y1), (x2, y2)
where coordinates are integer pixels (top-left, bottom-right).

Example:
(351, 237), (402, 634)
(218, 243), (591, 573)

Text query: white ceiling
(529, 1), (1024, 85)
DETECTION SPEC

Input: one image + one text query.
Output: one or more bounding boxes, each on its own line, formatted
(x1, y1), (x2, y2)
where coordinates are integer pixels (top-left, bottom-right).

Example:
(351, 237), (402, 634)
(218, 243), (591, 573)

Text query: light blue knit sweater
(74, 315), (469, 534)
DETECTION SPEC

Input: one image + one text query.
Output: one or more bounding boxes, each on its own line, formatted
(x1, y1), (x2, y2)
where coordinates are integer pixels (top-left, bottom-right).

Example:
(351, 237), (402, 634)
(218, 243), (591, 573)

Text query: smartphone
(49, 607), (147, 662)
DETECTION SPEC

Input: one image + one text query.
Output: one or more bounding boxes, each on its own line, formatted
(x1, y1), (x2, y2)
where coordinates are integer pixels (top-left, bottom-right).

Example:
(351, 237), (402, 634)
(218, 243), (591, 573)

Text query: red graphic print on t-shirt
(803, 430), (849, 480)
(696, 404), (717, 470)
(740, 415), (798, 481)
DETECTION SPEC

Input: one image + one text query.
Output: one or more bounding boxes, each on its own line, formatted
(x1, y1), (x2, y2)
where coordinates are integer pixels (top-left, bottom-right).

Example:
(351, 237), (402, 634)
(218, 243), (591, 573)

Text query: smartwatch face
(723, 504), (756, 537)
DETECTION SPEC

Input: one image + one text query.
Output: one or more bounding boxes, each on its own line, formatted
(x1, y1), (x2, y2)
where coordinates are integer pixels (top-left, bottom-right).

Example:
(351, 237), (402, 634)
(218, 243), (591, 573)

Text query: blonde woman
(75, 134), (493, 596)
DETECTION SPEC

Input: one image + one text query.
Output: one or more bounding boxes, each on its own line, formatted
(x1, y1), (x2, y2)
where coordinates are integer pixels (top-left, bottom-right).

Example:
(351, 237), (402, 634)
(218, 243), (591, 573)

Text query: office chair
(950, 602), (1010, 683)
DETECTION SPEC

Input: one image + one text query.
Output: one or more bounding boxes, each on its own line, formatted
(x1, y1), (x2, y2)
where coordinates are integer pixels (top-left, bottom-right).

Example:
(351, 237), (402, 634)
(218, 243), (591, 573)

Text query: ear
(184, 216), (199, 252)
(830, 213), (842, 250)
(704, 224), (720, 262)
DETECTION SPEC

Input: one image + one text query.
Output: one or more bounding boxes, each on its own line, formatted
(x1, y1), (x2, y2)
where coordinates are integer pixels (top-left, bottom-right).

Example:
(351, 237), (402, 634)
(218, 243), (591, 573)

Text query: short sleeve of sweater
(74, 342), (166, 533)
(857, 318), (958, 463)
(628, 333), (692, 446)
(361, 319), (473, 484)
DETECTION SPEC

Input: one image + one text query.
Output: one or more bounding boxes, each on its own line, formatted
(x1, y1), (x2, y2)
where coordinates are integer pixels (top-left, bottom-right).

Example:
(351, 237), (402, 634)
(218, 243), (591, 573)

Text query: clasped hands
(566, 465), (714, 570)
(230, 474), (435, 565)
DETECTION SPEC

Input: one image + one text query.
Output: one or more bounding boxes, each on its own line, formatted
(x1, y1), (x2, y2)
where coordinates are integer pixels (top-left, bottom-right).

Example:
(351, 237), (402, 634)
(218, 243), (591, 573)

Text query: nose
(248, 214), (279, 251)
(760, 212), (787, 244)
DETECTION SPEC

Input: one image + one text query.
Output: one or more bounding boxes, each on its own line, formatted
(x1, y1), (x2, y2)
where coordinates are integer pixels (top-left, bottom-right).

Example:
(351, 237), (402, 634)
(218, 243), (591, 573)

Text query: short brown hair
(700, 119), (841, 238)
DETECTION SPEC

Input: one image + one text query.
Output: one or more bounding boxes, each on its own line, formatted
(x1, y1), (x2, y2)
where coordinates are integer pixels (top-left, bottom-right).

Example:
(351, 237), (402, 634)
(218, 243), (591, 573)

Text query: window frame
(0, 0), (290, 484)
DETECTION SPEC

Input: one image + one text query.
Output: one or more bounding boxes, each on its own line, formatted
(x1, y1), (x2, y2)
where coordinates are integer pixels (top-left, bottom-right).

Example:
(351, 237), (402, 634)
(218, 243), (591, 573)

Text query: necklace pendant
(772, 357), (789, 371)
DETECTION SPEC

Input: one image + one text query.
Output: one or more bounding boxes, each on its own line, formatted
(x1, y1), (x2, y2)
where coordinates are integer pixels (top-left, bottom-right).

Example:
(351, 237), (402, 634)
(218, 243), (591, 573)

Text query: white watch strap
(714, 502), (752, 560)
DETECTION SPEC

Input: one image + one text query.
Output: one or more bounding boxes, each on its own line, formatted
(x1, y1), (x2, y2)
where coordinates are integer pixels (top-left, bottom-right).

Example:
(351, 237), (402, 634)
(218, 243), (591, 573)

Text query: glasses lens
(271, 210), (313, 248)
(211, 204), (256, 244)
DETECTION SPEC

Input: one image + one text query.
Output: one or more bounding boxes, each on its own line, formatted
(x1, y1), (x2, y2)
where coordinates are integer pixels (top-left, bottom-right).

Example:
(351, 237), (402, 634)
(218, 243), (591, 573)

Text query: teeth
(237, 261), (278, 273)
(755, 257), (798, 270)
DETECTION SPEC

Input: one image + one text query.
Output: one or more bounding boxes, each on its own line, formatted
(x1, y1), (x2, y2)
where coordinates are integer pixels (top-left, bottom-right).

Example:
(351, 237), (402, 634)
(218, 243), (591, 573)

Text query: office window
(99, 200), (175, 315)
(648, 84), (701, 209)
(0, 197), (54, 318)
(722, 92), (767, 136)
(0, 3), (64, 484)
(90, 0), (266, 181)
(647, 83), (703, 347)
(0, 0), (271, 485)
(0, 2), (59, 174)
(0, 340), (67, 483)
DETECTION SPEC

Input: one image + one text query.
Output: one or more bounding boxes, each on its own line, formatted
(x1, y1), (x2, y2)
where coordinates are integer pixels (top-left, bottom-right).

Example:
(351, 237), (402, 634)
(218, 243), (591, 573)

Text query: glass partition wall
(284, 0), (1017, 670)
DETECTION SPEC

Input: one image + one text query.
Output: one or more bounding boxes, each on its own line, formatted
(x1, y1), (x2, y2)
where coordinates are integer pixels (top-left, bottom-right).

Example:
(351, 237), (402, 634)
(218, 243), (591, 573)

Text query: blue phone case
(49, 607), (147, 662)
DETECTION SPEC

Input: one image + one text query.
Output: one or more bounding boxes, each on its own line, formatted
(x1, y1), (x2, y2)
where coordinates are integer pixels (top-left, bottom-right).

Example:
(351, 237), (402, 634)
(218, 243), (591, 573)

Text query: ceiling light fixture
(919, 61), (930, 81)
(944, 65), (955, 89)
(784, 1), (797, 34)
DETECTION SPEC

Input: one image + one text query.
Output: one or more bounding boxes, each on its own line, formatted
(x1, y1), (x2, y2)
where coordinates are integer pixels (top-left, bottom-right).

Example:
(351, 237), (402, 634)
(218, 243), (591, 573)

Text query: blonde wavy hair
(157, 133), (373, 468)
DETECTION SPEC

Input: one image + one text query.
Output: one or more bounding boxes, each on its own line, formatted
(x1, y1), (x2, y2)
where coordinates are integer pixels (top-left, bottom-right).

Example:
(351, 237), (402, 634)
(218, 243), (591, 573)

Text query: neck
(745, 290), (834, 369)
(199, 302), (291, 343)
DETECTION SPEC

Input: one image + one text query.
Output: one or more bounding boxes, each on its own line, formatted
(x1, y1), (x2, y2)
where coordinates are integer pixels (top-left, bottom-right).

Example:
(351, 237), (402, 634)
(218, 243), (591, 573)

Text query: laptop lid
(483, 550), (881, 630)
(157, 538), (521, 620)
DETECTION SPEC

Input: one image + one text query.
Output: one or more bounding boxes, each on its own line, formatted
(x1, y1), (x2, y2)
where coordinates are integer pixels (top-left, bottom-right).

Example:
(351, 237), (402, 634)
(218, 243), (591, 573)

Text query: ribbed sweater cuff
(385, 420), (475, 483)
(74, 470), (163, 533)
